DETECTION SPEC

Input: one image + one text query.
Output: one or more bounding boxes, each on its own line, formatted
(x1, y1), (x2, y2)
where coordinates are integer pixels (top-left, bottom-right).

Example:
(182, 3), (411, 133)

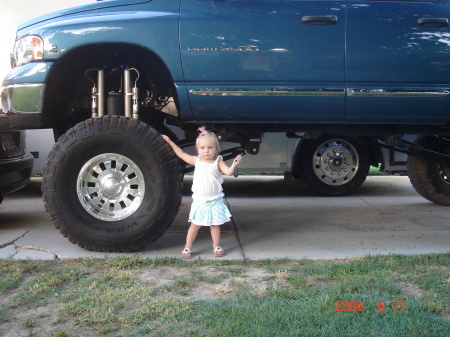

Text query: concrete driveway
(0, 176), (449, 260)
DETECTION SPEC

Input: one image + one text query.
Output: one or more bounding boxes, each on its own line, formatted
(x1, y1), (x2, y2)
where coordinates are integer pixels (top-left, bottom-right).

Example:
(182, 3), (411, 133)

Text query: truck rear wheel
(298, 136), (370, 196)
(42, 116), (183, 252)
(407, 135), (450, 206)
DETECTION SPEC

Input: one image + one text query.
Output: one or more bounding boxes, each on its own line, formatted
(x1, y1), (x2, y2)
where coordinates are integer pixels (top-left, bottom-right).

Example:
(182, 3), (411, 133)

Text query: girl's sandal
(182, 248), (192, 259)
(214, 246), (224, 257)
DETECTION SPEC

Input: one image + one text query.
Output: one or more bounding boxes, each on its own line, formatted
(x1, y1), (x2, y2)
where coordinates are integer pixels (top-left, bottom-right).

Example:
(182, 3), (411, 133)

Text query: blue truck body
(4, 0), (450, 127)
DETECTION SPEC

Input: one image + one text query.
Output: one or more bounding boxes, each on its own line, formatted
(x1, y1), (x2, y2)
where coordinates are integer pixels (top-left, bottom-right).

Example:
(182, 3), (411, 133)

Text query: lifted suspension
(364, 136), (450, 166)
(86, 68), (140, 119)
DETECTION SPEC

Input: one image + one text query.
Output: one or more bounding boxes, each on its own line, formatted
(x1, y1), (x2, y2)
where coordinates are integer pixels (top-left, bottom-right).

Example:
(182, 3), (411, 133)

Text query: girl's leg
(185, 223), (202, 249)
(210, 225), (221, 249)
(211, 225), (224, 257)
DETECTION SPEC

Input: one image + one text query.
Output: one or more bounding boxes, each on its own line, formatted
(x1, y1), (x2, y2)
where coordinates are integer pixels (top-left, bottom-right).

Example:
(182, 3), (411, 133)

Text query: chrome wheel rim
(312, 139), (359, 186)
(77, 153), (145, 221)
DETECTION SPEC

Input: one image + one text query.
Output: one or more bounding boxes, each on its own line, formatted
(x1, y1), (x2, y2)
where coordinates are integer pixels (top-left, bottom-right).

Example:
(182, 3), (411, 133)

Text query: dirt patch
(136, 266), (186, 287)
(135, 265), (277, 301)
(242, 266), (273, 285)
(396, 281), (429, 297)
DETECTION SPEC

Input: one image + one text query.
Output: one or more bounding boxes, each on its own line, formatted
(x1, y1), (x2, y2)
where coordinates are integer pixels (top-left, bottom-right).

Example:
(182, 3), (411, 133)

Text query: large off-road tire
(407, 135), (450, 206)
(298, 135), (370, 196)
(42, 116), (183, 252)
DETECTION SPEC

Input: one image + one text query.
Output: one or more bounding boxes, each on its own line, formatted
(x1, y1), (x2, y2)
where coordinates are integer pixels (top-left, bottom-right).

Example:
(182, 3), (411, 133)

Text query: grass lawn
(0, 253), (449, 336)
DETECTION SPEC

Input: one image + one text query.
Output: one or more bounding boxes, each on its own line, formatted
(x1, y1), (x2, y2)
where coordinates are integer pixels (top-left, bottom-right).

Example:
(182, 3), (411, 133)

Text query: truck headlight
(14, 35), (44, 66)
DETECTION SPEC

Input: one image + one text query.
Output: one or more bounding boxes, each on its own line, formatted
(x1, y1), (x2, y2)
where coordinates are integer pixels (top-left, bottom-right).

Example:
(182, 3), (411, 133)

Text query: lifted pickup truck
(2, 0), (450, 252)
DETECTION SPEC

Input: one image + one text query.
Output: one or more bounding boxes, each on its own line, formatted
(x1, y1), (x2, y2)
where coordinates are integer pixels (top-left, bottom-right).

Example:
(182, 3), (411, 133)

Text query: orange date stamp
(335, 300), (405, 312)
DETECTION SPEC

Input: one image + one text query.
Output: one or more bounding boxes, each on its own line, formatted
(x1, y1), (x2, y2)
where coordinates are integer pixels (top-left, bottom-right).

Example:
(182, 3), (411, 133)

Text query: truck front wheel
(407, 135), (450, 206)
(298, 136), (370, 196)
(42, 116), (183, 252)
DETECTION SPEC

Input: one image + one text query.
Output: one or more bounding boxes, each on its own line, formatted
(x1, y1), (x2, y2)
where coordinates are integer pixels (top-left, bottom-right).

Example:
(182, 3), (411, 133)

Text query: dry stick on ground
(13, 242), (63, 261)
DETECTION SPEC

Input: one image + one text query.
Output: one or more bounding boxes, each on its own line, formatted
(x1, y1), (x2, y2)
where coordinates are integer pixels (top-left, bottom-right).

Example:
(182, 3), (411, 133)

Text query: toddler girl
(162, 130), (242, 258)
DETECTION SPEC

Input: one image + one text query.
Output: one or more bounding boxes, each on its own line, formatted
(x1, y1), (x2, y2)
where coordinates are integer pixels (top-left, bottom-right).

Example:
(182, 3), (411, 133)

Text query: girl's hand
(161, 135), (171, 143)
(233, 154), (243, 166)
(218, 154), (243, 176)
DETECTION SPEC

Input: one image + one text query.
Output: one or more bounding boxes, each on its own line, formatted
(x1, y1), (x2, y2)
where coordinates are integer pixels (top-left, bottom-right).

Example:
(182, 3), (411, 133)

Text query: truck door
(346, 0), (450, 123)
(179, 0), (346, 122)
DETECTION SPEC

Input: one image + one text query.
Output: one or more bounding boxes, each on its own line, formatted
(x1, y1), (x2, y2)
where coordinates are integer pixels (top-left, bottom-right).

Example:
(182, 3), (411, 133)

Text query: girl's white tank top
(191, 155), (224, 201)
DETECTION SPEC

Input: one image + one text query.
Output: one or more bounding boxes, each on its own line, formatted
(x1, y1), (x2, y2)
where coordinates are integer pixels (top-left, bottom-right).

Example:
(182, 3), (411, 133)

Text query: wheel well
(42, 43), (177, 133)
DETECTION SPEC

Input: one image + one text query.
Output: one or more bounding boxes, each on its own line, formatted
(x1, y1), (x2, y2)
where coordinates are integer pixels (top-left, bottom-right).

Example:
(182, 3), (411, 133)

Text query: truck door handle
(417, 18), (449, 27)
(301, 16), (338, 25)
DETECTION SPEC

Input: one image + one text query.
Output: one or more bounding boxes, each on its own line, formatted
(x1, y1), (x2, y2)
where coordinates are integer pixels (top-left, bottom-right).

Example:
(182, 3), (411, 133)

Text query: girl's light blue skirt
(189, 197), (232, 226)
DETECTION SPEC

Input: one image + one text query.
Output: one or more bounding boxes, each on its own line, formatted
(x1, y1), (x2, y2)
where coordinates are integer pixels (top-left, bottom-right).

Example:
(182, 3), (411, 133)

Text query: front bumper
(0, 151), (34, 197)
(1, 62), (51, 129)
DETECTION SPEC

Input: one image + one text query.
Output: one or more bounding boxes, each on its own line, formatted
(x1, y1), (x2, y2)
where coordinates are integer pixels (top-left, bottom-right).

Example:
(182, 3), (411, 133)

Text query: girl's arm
(161, 135), (197, 166)
(218, 154), (243, 176)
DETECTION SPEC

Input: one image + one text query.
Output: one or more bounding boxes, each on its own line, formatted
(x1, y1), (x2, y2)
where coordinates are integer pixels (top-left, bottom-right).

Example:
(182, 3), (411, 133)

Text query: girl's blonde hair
(196, 127), (220, 155)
